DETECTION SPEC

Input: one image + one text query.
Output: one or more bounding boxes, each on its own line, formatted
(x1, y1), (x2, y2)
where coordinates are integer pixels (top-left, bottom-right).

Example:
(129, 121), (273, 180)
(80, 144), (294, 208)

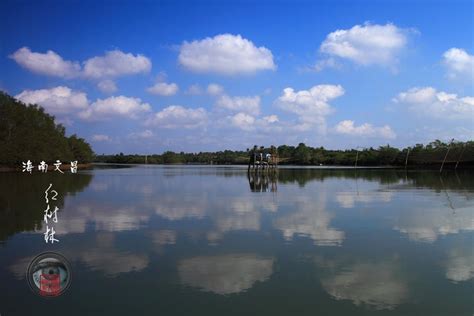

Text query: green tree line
(0, 92), (94, 166)
(96, 140), (474, 168)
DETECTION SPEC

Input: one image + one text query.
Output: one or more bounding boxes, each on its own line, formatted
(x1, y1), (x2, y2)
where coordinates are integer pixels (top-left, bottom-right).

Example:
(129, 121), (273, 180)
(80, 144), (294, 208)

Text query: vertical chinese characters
(43, 183), (60, 244)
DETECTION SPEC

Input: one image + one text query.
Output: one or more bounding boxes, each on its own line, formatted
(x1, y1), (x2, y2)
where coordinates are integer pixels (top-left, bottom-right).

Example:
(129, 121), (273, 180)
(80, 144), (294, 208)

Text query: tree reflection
(242, 168), (474, 192)
(0, 172), (93, 241)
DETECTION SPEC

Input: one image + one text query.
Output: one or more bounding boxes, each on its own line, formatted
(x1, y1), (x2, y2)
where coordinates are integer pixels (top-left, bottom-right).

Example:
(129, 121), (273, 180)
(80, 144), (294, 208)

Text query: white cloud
(186, 84), (203, 95)
(79, 96), (151, 120)
(262, 115), (279, 123)
(147, 82), (179, 96)
(178, 34), (276, 75)
(224, 113), (281, 132)
(276, 84), (344, 132)
(229, 112), (256, 130)
(92, 134), (111, 142)
(313, 57), (342, 72)
(129, 130), (154, 139)
(83, 50), (151, 79)
(15, 86), (88, 115)
(442, 48), (474, 79)
(207, 83), (224, 96)
(97, 80), (118, 94)
(9, 47), (81, 78)
(216, 95), (260, 114)
(319, 23), (408, 67)
(334, 120), (396, 139)
(146, 105), (207, 129)
(10, 47), (151, 83)
(394, 87), (474, 120)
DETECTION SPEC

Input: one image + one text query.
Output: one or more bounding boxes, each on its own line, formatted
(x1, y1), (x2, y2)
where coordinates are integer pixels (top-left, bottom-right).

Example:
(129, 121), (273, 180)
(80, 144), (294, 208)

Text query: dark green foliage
(68, 134), (94, 163)
(0, 92), (94, 165)
(95, 140), (473, 168)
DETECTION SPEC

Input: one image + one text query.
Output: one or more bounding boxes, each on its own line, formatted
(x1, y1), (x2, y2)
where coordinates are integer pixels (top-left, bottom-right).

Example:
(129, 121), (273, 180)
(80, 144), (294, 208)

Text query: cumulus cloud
(83, 50), (151, 79)
(97, 80), (118, 94)
(263, 115), (279, 123)
(319, 23), (409, 68)
(92, 134), (111, 142)
(185, 84), (203, 95)
(334, 120), (396, 139)
(229, 112), (255, 130)
(15, 86), (88, 115)
(225, 112), (281, 132)
(207, 83), (224, 95)
(147, 82), (179, 96)
(79, 96), (151, 120)
(442, 48), (474, 79)
(313, 57), (342, 72)
(146, 105), (207, 129)
(9, 47), (81, 78)
(393, 87), (474, 120)
(216, 95), (260, 114)
(178, 34), (276, 75)
(128, 130), (154, 139)
(10, 47), (152, 87)
(276, 84), (344, 132)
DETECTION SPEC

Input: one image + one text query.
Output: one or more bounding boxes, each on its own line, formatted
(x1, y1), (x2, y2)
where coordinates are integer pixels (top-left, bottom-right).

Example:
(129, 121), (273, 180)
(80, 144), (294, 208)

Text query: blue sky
(1, 0), (473, 154)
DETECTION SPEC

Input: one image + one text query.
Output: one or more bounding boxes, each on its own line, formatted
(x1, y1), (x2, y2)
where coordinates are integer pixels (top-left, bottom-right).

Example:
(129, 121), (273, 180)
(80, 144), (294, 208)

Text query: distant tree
(294, 143), (311, 164)
(68, 134), (94, 163)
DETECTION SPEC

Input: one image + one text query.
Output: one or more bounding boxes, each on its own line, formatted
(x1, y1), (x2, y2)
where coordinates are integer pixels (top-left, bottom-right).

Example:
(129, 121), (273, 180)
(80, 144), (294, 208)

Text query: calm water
(0, 165), (473, 315)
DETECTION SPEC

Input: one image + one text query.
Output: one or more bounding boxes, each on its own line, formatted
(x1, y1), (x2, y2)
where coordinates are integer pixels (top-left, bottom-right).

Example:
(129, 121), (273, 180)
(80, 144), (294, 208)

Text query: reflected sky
(0, 166), (473, 315)
(315, 256), (409, 310)
(178, 254), (274, 295)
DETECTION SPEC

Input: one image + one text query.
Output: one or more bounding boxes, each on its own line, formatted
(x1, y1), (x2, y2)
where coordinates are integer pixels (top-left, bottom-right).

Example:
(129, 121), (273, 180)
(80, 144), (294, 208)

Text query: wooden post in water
(405, 148), (410, 169)
(455, 144), (466, 170)
(440, 139), (454, 173)
(354, 149), (359, 168)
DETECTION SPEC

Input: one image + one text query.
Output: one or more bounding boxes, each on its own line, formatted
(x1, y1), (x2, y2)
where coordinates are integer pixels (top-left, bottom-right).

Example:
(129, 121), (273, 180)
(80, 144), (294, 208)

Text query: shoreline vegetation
(1, 91), (473, 171)
(0, 92), (94, 169)
(93, 139), (473, 169)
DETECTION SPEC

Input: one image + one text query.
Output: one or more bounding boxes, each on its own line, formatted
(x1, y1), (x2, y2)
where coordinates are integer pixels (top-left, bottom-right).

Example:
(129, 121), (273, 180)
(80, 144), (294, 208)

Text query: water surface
(0, 165), (473, 315)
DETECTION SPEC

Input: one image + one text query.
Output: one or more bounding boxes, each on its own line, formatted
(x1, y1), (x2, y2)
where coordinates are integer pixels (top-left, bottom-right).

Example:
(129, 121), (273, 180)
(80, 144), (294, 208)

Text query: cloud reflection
(316, 257), (408, 310)
(178, 253), (274, 295)
(274, 195), (344, 246)
(445, 247), (474, 283)
(393, 205), (474, 242)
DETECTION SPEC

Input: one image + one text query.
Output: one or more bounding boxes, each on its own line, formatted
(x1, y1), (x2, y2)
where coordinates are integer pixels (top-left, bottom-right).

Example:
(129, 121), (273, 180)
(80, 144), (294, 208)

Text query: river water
(0, 165), (473, 315)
